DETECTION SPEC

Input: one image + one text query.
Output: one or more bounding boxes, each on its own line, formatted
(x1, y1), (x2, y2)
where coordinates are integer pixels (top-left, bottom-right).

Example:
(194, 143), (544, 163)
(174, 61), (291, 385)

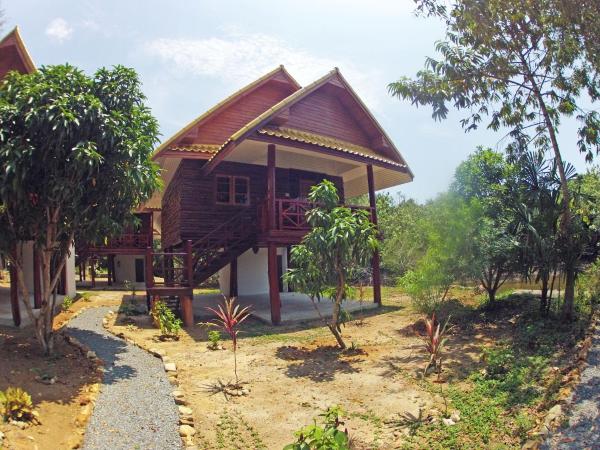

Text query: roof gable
(153, 66), (300, 159)
(204, 68), (410, 173)
(0, 26), (36, 78)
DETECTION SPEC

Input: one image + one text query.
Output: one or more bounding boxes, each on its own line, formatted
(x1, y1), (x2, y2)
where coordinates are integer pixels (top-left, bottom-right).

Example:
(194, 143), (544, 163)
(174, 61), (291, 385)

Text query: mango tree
(284, 180), (378, 349)
(0, 64), (160, 354)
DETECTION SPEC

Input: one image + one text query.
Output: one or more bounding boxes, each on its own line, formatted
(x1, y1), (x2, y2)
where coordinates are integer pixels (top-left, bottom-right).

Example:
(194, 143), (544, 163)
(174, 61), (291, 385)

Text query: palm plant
(206, 297), (251, 384)
(422, 313), (451, 379)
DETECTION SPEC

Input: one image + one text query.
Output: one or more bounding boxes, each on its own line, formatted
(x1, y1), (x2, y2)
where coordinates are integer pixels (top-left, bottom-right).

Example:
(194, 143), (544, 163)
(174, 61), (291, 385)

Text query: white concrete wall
(218, 247), (288, 296)
(16, 241), (76, 298)
(114, 255), (146, 287)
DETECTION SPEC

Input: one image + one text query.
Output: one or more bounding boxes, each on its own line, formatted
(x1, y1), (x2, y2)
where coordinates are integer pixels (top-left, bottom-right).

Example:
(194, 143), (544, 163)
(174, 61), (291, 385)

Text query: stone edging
(101, 310), (198, 450)
(522, 308), (600, 449)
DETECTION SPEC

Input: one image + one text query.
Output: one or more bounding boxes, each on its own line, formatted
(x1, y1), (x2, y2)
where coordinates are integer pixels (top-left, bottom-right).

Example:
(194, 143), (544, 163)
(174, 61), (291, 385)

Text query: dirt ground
(0, 292), (117, 450)
(105, 287), (503, 449)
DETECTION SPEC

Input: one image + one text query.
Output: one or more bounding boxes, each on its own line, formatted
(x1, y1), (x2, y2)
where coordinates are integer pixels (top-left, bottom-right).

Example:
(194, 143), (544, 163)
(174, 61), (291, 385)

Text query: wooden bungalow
(0, 27), (77, 327)
(145, 66), (413, 326)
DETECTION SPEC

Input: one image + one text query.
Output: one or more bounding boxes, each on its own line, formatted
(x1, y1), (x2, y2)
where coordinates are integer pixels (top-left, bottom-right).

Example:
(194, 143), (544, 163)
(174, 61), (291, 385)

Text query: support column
(90, 259), (96, 289)
(268, 244), (281, 325)
(107, 255), (113, 286)
(9, 249), (20, 327)
(180, 295), (194, 328)
(229, 257), (238, 298)
(267, 144), (276, 231)
(33, 247), (42, 309)
(59, 264), (67, 295)
(367, 165), (382, 305)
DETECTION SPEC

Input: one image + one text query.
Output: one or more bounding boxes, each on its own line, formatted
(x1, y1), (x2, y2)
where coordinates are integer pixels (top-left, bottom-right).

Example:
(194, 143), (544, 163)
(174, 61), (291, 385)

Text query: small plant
(61, 296), (74, 311)
(206, 297), (251, 384)
(1, 387), (39, 423)
(284, 406), (349, 450)
(207, 330), (222, 350)
(123, 279), (137, 300)
(151, 300), (182, 338)
(421, 312), (451, 379)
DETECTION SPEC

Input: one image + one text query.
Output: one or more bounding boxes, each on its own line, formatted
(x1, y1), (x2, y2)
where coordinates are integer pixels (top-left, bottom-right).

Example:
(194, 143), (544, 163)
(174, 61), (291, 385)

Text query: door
(135, 259), (145, 283)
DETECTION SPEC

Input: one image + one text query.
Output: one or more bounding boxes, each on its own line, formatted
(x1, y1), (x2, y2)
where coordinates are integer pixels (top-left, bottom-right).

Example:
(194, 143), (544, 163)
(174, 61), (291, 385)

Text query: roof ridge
(152, 65), (301, 160)
(0, 26), (36, 73)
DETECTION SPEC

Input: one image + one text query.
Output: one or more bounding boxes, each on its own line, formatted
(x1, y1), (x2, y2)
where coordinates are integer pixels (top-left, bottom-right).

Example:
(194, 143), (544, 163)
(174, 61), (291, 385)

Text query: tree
(390, 0), (600, 319)
(376, 193), (426, 279)
(284, 180), (378, 349)
(452, 148), (520, 304)
(0, 64), (160, 354)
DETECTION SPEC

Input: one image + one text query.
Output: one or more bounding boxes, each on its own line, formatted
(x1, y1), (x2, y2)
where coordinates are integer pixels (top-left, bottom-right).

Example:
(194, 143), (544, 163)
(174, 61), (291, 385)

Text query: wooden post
(90, 259), (96, 289)
(145, 247), (154, 289)
(268, 244), (281, 325)
(267, 144), (276, 231)
(229, 257), (238, 297)
(367, 165), (382, 305)
(9, 248), (20, 327)
(185, 240), (194, 287)
(107, 255), (113, 286)
(82, 261), (86, 281)
(33, 247), (42, 309)
(180, 295), (194, 328)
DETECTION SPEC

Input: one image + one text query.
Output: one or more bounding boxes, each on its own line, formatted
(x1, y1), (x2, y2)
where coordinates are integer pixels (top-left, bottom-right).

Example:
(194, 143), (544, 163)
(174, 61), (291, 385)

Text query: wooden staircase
(191, 209), (257, 285)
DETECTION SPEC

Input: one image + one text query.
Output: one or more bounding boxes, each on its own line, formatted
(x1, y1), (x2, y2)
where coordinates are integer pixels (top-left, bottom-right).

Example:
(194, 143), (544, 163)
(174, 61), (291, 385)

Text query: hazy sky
(2, 0), (595, 202)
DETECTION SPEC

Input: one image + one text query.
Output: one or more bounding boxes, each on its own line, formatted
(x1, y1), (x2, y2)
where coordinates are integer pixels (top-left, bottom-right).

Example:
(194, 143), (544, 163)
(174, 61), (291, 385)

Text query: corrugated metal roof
(167, 144), (220, 154)
(257, 127), (407, 169)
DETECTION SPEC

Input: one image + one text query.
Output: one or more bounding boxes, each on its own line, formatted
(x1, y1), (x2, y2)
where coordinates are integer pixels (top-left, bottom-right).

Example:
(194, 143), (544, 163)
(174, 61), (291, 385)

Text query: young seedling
(205, 297), (251, 384)
(421, 313), (452, 379)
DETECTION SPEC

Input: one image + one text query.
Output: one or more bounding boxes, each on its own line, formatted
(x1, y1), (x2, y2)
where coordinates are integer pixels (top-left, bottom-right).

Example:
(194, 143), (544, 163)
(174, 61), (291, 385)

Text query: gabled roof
(0, 26), (36, 75)
(202, 68), (413, 178)
(153, 65), (300, 160)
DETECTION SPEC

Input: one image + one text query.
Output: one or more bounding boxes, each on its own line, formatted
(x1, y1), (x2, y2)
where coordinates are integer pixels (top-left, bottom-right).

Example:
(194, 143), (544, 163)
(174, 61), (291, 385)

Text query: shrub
(481, 346), (515, 378)
(422, 313), (452, 378)
(1, 387), (39, 423)
(206, 297), (251, 384)
(578, 261), (600, 306)
(151, 300), (182, 337)
(399, 268), (448, 314)
(61, 296), (74, 311)
(284, 406), (349, 450)
(207, 330), (221, 350)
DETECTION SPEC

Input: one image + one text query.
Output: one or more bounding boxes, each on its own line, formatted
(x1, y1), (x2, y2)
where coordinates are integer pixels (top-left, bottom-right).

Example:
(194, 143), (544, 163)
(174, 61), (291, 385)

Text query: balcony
(257, 198), (373, 243)
(86, 232), (153, 255)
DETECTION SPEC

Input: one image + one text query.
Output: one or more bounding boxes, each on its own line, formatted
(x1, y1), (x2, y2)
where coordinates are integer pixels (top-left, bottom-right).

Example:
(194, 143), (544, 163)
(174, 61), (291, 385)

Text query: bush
(578, 261), (600, 306)
(399, 268), (449, 314)
(1, 387), (39, 423)
(61, 296), (74, 311)
(207, 330), (221, 350)
(284, 406), (349, 450)
(151, 300), (182, 337)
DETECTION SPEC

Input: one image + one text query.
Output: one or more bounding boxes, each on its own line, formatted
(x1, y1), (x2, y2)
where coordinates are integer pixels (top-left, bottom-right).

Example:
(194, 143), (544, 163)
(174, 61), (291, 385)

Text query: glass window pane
(216, 176), (230, 203)
(234, 178), (248, 204)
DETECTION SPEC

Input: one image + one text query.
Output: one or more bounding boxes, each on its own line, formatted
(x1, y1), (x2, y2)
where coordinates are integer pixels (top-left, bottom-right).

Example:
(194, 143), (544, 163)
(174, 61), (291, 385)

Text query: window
(215, 175), (250, 205)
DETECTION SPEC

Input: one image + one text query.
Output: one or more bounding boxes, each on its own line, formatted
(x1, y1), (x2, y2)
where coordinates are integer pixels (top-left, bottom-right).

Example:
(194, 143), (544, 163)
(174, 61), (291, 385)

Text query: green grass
(402, 293), (590, 449)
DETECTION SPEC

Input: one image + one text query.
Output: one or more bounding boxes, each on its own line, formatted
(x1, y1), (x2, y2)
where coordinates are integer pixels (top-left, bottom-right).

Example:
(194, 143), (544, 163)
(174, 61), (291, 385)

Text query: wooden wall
(161, 160), (344, 248)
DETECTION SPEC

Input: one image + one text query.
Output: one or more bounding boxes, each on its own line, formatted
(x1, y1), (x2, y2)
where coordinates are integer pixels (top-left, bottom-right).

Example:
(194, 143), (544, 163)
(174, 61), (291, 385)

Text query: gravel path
(544, 319), (600, 450)
(67, 307), (182, 450)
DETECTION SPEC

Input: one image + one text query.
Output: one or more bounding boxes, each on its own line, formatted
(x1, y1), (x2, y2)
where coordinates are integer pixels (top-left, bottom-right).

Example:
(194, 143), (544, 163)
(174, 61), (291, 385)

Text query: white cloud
(45, 18), (73, 43)
(143, 31), (385, 111)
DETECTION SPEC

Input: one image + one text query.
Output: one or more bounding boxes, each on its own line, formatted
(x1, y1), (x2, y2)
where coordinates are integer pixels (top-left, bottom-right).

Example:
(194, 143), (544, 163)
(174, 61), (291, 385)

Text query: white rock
(164, 362), (177, 372)
(178, 405), (193, 416)
(86, 350), (97, 359)
(442, 418), (456, 427)
(179, 424), (196, 437)
(450, 412), (461, 422)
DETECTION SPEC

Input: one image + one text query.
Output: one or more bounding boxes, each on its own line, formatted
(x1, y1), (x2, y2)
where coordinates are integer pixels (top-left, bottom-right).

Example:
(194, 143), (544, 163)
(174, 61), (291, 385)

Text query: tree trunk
(330, 267), (347, 350)
(523, 57), (576, 320)
(562, 269), (576, 320)
(540, 276), (549, 317)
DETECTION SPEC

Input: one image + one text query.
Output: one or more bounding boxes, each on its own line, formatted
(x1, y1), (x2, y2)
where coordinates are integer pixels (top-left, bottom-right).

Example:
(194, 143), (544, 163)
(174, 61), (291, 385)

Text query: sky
(2, 0), (595, 202)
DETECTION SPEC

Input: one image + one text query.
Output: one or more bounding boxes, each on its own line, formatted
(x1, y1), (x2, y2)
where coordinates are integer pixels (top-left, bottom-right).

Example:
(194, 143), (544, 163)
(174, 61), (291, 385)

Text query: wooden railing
(87, 232), (152, 251)
(145, 241), (194, 289)
(258, 198), (374, 232)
